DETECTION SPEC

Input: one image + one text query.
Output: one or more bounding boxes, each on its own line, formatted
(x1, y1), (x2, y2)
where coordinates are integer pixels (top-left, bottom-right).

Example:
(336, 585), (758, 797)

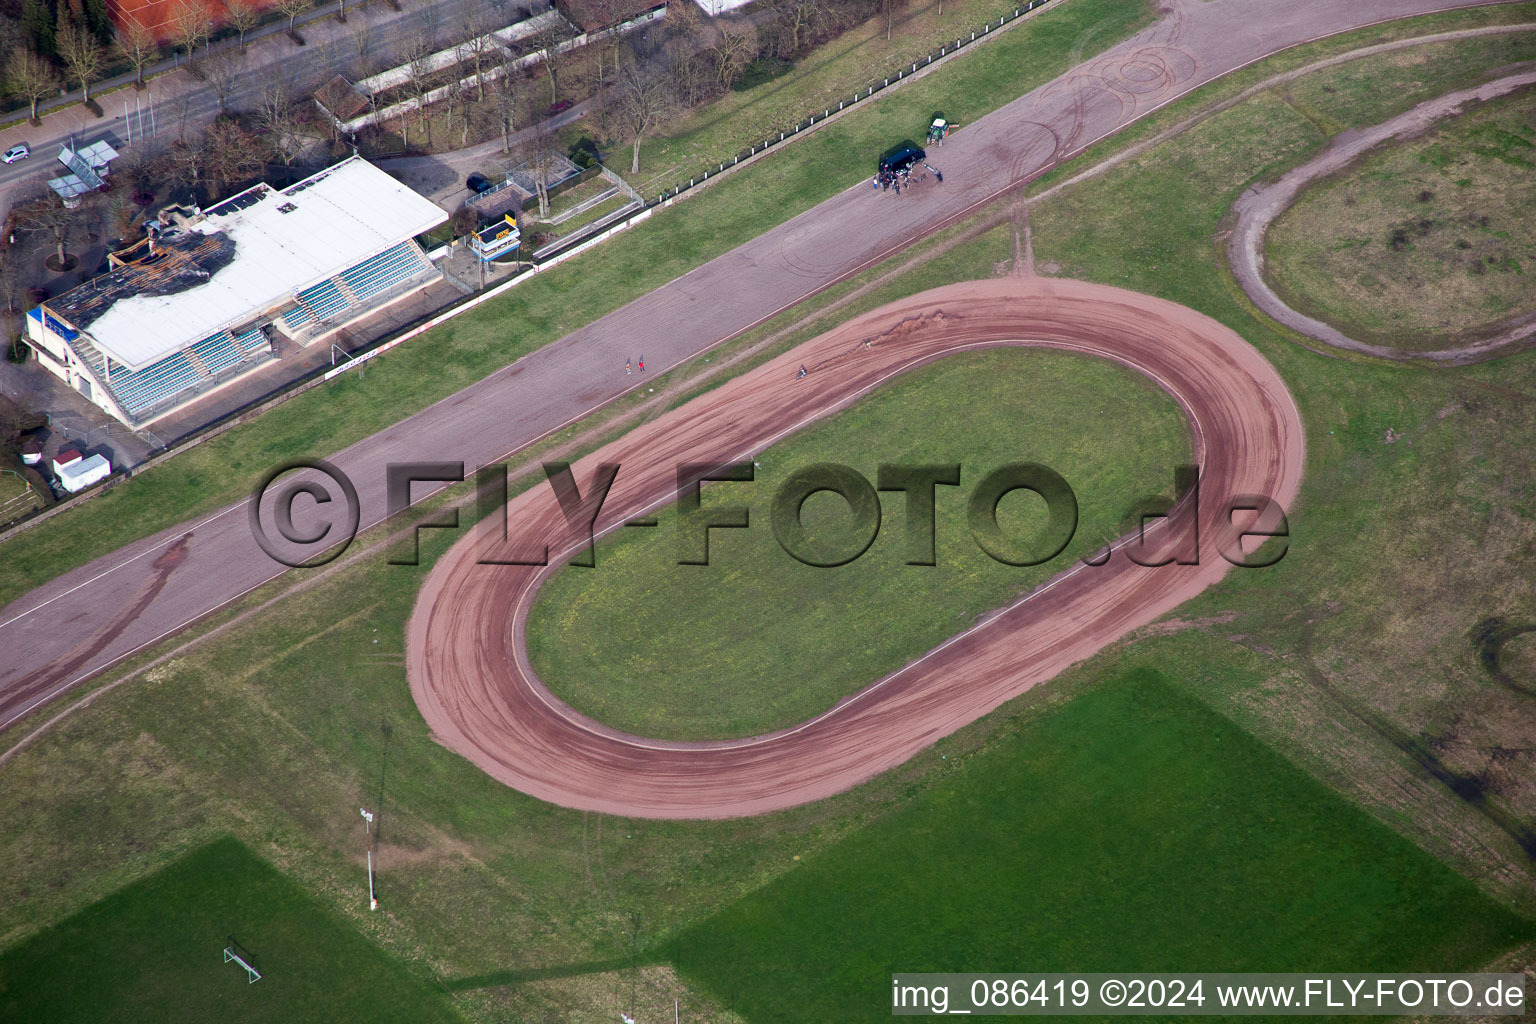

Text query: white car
(2, 144), (29, 164)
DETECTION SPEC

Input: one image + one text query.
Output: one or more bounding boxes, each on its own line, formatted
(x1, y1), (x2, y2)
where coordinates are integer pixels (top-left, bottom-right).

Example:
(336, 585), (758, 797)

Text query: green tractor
(927, 113), (955, 146)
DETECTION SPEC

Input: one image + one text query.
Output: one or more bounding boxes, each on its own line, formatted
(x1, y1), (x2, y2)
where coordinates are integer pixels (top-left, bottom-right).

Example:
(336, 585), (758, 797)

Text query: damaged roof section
(47, 232), (239, 334)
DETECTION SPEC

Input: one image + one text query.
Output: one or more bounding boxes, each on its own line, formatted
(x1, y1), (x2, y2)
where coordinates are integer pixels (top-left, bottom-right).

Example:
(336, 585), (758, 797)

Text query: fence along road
(0, 0), (1497, 733)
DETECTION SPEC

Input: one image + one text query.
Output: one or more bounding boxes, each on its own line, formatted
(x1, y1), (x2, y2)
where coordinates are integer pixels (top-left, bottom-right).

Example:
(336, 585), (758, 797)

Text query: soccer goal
(223, 943), (262, 984)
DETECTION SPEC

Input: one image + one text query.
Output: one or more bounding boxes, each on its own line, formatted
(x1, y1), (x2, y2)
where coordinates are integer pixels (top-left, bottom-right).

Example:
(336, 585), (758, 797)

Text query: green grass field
(0, 837), (462, 1024)
(528, 348), (1189, 739)
(1266, 87), (1536, 350)
(673, 671), (1536, 1021)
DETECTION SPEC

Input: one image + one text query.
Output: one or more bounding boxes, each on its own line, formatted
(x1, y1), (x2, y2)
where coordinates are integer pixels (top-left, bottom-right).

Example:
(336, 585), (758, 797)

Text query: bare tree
(201, 46), (242, 113)
(456, 0), (499, 102)
(401, 33), (436, 147)
(879, 0), (906, 41)
(6, 48), (59, 122)
(167, 129), (209, 193)
(223, 0), (261, 48)
(205, 118), (263, 198)
(524, 119), (558, 219)
(116, 22), (158, 88)
(170, 0), (210, 62)
(255, 82), (304, 164)
(664, 37), (708, 107)
(773, 0), (822, 56)
(13, 195), (80, 268)
(490, 54), (520, 153)
(276, 0), (309, 34)
(57, 16), (107, 106)
(0, 246), (27, 315)
(709, 23), (757, 91)
(614, 55), (676, 175)
(348, 21), (374, 79)
(526, 18), (567, 106)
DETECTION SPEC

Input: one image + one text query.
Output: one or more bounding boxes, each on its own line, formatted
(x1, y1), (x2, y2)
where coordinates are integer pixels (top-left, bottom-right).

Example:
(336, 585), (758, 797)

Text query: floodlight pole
(360, 807), (378, 908)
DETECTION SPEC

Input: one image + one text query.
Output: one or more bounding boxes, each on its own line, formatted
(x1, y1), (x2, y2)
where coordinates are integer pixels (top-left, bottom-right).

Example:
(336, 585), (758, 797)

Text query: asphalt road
(0, 0), (1505, 733)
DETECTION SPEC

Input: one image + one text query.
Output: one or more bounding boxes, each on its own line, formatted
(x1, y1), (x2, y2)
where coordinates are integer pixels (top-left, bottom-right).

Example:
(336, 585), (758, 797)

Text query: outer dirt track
(407, 277), (1306, 818)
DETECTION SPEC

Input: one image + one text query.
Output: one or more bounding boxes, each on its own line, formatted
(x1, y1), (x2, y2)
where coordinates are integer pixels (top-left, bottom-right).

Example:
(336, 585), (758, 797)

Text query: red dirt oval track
(406, 277), (1305, 819)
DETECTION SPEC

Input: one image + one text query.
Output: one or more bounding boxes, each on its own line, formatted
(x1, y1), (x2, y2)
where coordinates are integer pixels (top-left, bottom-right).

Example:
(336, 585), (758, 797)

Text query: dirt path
(1228, 68), (1536, 363)
(406, 277), (1306, 818)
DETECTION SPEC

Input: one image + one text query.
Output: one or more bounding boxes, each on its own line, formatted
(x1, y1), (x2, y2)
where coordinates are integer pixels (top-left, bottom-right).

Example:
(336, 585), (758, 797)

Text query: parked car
(547, 99), (575, 117)
(2, 144), (30, 164)
(466, 173), (493, 194)
(878, 143), (926, 175)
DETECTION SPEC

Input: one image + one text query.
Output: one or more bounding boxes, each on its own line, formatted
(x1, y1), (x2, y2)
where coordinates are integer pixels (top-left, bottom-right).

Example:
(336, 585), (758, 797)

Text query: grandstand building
(24, 156), (448, 428)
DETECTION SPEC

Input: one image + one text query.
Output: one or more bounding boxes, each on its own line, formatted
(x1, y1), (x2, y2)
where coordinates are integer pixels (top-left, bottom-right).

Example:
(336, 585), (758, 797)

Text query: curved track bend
(410, 277), (1306, 818)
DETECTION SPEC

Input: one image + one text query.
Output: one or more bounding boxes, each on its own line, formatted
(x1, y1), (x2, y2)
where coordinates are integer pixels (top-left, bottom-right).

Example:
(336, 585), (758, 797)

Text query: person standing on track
(626, 359), (632, 374)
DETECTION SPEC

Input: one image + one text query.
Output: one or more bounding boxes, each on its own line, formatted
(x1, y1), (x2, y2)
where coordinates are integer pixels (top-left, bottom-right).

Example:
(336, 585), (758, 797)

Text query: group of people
(625, 357), (645, 374)
(873, 162), (943, 195)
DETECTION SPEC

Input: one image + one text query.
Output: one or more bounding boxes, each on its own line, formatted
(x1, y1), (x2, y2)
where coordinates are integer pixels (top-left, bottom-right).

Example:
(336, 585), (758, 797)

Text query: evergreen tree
(19, 0), (55, 58)
(82, 0), (113, 44)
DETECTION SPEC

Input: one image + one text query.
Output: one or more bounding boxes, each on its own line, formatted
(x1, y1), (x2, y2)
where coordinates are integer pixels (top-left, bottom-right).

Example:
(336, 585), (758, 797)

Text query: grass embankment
(0, 0), (1151, 612)
(5, 11), (1536, 1023)
(675, 671), (1536, 1021)
(0, 836), (464, 1024)
(1266, 87), (1536, 349)
(528, 348), (1189, 740)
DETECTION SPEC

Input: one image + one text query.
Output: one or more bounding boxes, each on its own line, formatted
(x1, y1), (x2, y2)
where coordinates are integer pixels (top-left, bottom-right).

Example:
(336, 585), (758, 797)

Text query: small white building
(25, 156), (448, 428)
(51, 449), (112, 493)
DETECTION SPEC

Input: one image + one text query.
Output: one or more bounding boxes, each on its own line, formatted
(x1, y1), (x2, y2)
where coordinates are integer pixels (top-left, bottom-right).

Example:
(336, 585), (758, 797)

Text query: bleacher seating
(233, 326), (267, 354)
(280, 304), (312, 331)
(294, 278), (351, 321)
(108, 352), (203, 416)
(189, 331), (243, 376)
(338, 242), (426, 302)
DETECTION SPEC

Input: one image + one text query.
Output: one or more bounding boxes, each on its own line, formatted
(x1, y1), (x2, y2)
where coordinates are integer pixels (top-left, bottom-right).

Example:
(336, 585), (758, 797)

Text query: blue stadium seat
(338, 242), (426, 301)
(232, 326), (267, 354)
(281, 305), (312, 331)
(108, 352), (203, 415)
(295, 278), (352, 321)
(189, 331), (243, 376)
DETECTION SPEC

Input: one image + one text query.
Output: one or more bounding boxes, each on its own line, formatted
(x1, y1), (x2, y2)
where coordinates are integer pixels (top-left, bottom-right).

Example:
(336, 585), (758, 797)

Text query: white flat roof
(57, 453), (111, 492)
(84, 157), (446, 369)
(692, 0), (753, 13)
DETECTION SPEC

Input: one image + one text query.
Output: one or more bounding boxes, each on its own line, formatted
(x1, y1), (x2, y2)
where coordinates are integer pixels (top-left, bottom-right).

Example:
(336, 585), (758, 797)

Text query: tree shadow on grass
(444, 955), (637, 991)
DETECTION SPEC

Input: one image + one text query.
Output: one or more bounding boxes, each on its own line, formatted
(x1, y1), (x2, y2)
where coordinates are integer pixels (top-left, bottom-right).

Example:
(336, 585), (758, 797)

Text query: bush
(732, 56), (795, 92)
(6, 339), (29, 364)
(568, 136), (601, 169)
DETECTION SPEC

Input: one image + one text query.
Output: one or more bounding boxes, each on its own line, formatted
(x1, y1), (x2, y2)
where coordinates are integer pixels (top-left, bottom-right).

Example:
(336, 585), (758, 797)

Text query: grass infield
(527, 347), (1190, 740)
(672, 670), (1536, 1021)
(0, 836), (462, 1024)
(1266, 86), (1536, 350)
